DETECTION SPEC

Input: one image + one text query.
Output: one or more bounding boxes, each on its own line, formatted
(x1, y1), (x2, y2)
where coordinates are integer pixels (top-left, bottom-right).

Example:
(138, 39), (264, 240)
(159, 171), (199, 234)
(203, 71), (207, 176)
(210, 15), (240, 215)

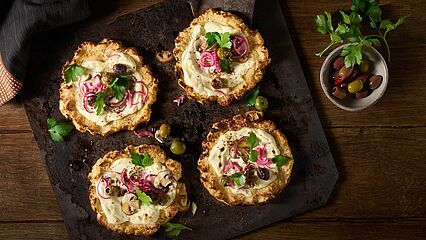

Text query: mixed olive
(330, 56), (383, 100)
(255, 96), (268, 111)
(154, 123), (187, 155)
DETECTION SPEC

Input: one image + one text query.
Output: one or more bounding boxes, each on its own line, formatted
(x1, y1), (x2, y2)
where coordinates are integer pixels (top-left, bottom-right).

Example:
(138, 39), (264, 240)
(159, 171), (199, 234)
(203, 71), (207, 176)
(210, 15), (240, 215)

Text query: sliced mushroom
(156, 50), (174, 63)
(211, 76), (225, 89)
(105, 185), (120, 196)
(121, 193), (140, 215)
(193, 38), (207, 51)
(236, 140), (250, 160)
(176, 184), (190, 211)
(154, 170), (175, 189)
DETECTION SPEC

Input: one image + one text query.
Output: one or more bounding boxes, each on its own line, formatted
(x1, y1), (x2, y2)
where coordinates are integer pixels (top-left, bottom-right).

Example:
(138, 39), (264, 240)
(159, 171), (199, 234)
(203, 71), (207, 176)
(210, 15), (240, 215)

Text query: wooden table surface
(1, 0), (425, 239)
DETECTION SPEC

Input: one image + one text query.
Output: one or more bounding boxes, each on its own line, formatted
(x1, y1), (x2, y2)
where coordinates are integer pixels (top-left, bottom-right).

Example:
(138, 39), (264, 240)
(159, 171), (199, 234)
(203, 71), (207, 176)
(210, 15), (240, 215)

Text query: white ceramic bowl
(320, 43), (389, 111)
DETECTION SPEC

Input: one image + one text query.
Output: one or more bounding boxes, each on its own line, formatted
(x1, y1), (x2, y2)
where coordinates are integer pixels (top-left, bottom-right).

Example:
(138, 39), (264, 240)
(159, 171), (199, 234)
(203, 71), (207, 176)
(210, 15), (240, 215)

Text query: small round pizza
(59, 39), (158, 136)
(88, 144), (189, 236)
(198, 111), (293, 205)
(174, 9), (270, 106)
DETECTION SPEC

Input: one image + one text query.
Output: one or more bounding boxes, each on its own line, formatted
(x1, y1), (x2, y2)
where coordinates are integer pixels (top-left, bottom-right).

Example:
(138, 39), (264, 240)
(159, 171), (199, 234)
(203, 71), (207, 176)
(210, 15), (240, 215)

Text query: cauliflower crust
(198, 111), (294, 205)
(174, 9), (270, 106)
(59, 39), (158, 136)
(88, 144), (188, 236)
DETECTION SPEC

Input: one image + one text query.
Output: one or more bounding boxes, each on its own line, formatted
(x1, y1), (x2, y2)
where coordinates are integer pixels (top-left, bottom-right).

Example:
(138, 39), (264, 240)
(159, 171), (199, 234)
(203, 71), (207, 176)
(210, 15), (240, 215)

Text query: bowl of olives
(320, 43), (389, 111)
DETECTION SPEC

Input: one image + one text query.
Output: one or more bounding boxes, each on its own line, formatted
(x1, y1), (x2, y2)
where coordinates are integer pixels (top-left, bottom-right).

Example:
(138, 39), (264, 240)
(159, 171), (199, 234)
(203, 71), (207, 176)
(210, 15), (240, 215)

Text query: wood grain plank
(0, 133), (62, 221)
(301, 127), (426, 218)
(0, 222), (67, 240)
(241, 220), (426, 240)
(0, 99), (32, 132)
(0, 127), (424, 222)
(0, 220), (425, 240)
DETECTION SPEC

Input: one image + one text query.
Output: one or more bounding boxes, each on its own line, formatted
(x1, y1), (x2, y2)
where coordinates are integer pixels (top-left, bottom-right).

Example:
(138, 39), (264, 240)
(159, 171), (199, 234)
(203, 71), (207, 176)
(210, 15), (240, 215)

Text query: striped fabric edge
(0, 54), (22, 106)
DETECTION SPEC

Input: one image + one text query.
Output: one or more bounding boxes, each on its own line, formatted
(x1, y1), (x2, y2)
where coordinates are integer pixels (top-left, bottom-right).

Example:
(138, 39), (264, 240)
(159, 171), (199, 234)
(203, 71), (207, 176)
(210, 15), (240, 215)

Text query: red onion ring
(96, 177), (110, 200)
(134, 129), (154, 138)
(199, 51), (215, 68)
(135, 81), (149, 103)
(232, 35), (250, 59)
(213, 89), (225, 96)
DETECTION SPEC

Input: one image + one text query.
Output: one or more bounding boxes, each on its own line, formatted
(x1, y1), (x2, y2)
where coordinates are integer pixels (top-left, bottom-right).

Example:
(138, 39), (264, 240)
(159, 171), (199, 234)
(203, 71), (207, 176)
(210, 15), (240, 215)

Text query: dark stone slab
(22, 0), (338, 239)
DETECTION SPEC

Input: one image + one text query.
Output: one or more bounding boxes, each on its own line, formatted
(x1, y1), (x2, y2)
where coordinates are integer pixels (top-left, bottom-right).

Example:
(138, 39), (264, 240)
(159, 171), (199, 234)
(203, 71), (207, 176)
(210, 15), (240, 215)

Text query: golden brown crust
(59, 39), (158, 136)
(88, 144), (188, 236)
(198, 111), (294, 205)
(174, 9), (270, 106)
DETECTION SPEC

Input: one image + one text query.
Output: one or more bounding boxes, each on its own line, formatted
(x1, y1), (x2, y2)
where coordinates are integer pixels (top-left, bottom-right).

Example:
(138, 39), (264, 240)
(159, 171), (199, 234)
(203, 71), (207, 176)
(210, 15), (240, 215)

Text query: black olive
(257, 167), (270, 180)
(113, 64), (127, 75)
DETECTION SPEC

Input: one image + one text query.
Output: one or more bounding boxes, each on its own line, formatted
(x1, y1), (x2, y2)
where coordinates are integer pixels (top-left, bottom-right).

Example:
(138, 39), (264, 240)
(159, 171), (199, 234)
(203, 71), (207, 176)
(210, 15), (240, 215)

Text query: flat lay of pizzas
(19, 1), (340, 239)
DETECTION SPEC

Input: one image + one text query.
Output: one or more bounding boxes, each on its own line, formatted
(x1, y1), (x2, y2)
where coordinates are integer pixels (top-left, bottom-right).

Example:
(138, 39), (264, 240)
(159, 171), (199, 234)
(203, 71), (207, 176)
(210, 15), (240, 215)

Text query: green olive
(359, 60), (369, 73)
(158, 123), (171, 138)
(217, 48), (225, 59)
(348, 79), (364, 93)
(170, 139), (186, 155)
(255, 96), (268, 111)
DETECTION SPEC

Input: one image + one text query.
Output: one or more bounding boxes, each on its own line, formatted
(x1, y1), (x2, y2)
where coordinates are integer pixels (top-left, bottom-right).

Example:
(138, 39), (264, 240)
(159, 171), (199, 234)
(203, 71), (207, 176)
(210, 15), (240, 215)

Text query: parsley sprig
(47, 118), (74, 142)
(244, 87), (259, 106)
(131, 152), (154, 168)
(110, 75), (131, 101)
(161, 222), (192, 237)
(314, 0), (407, 67)
(246, 132), (260, 163)
(230, 172), (246, 186)
(64, 64), (86, 83)
(205, 32), (232, 49)
(94, 92), (108, 115)
(135, 189), (153, 205)
(272, 155), (291, 168)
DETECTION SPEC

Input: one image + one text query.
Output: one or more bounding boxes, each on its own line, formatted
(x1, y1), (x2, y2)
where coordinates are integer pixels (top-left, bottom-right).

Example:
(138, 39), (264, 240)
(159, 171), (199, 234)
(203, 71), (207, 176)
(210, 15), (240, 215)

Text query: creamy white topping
(74, 53), (144, 126)
(208, 128), (280, 195)
(98, 158), (176, 225)
(181, 21), (255, 97)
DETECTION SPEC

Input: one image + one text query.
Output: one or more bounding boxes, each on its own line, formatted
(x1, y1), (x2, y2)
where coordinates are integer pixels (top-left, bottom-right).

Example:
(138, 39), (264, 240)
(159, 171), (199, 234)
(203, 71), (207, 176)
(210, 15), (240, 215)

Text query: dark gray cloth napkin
(0, 0), (91, 106)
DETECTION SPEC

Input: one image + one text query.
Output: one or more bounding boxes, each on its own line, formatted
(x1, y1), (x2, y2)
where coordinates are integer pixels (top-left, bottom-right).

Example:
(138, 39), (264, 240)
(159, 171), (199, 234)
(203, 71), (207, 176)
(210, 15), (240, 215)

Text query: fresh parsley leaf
(367, 3), (382, 28)
(340, 11), (362, 26)
(272, 155), (291, 168)
(380, 16), (406, 33)
(341, 44), (363, 68)
(245, 87), (259, 106)
(364, 38), (381, 47)
(230, 172), (246, 186)
(131, 152), (154, 168)
(214, 32), (232, 49)
(64, 64), (86, 83)
(218, 59), (230, 72)
(135, 189), (152, 205)
(94, 92), (108, 115)
(249, 150), (259, 162)
(161, 222), (192, 237)
(246, 132), (259, 150)
(330, 32), (342, 43)
(335, 23), (349, 36)
(352, 0), (379, 20)
(205, 32), (220, 47)
(204, 32), (232, 49)
(110, 76), (131, 101)
(47, 118), (56, 129)
(314, 12), (334, 35)
(47, 118), (74, 142)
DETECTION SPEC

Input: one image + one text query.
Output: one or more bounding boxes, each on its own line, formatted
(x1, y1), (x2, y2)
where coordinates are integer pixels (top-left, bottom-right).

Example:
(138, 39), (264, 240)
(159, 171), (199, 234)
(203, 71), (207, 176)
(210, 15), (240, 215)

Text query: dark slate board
(22, 0), (338, 239)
